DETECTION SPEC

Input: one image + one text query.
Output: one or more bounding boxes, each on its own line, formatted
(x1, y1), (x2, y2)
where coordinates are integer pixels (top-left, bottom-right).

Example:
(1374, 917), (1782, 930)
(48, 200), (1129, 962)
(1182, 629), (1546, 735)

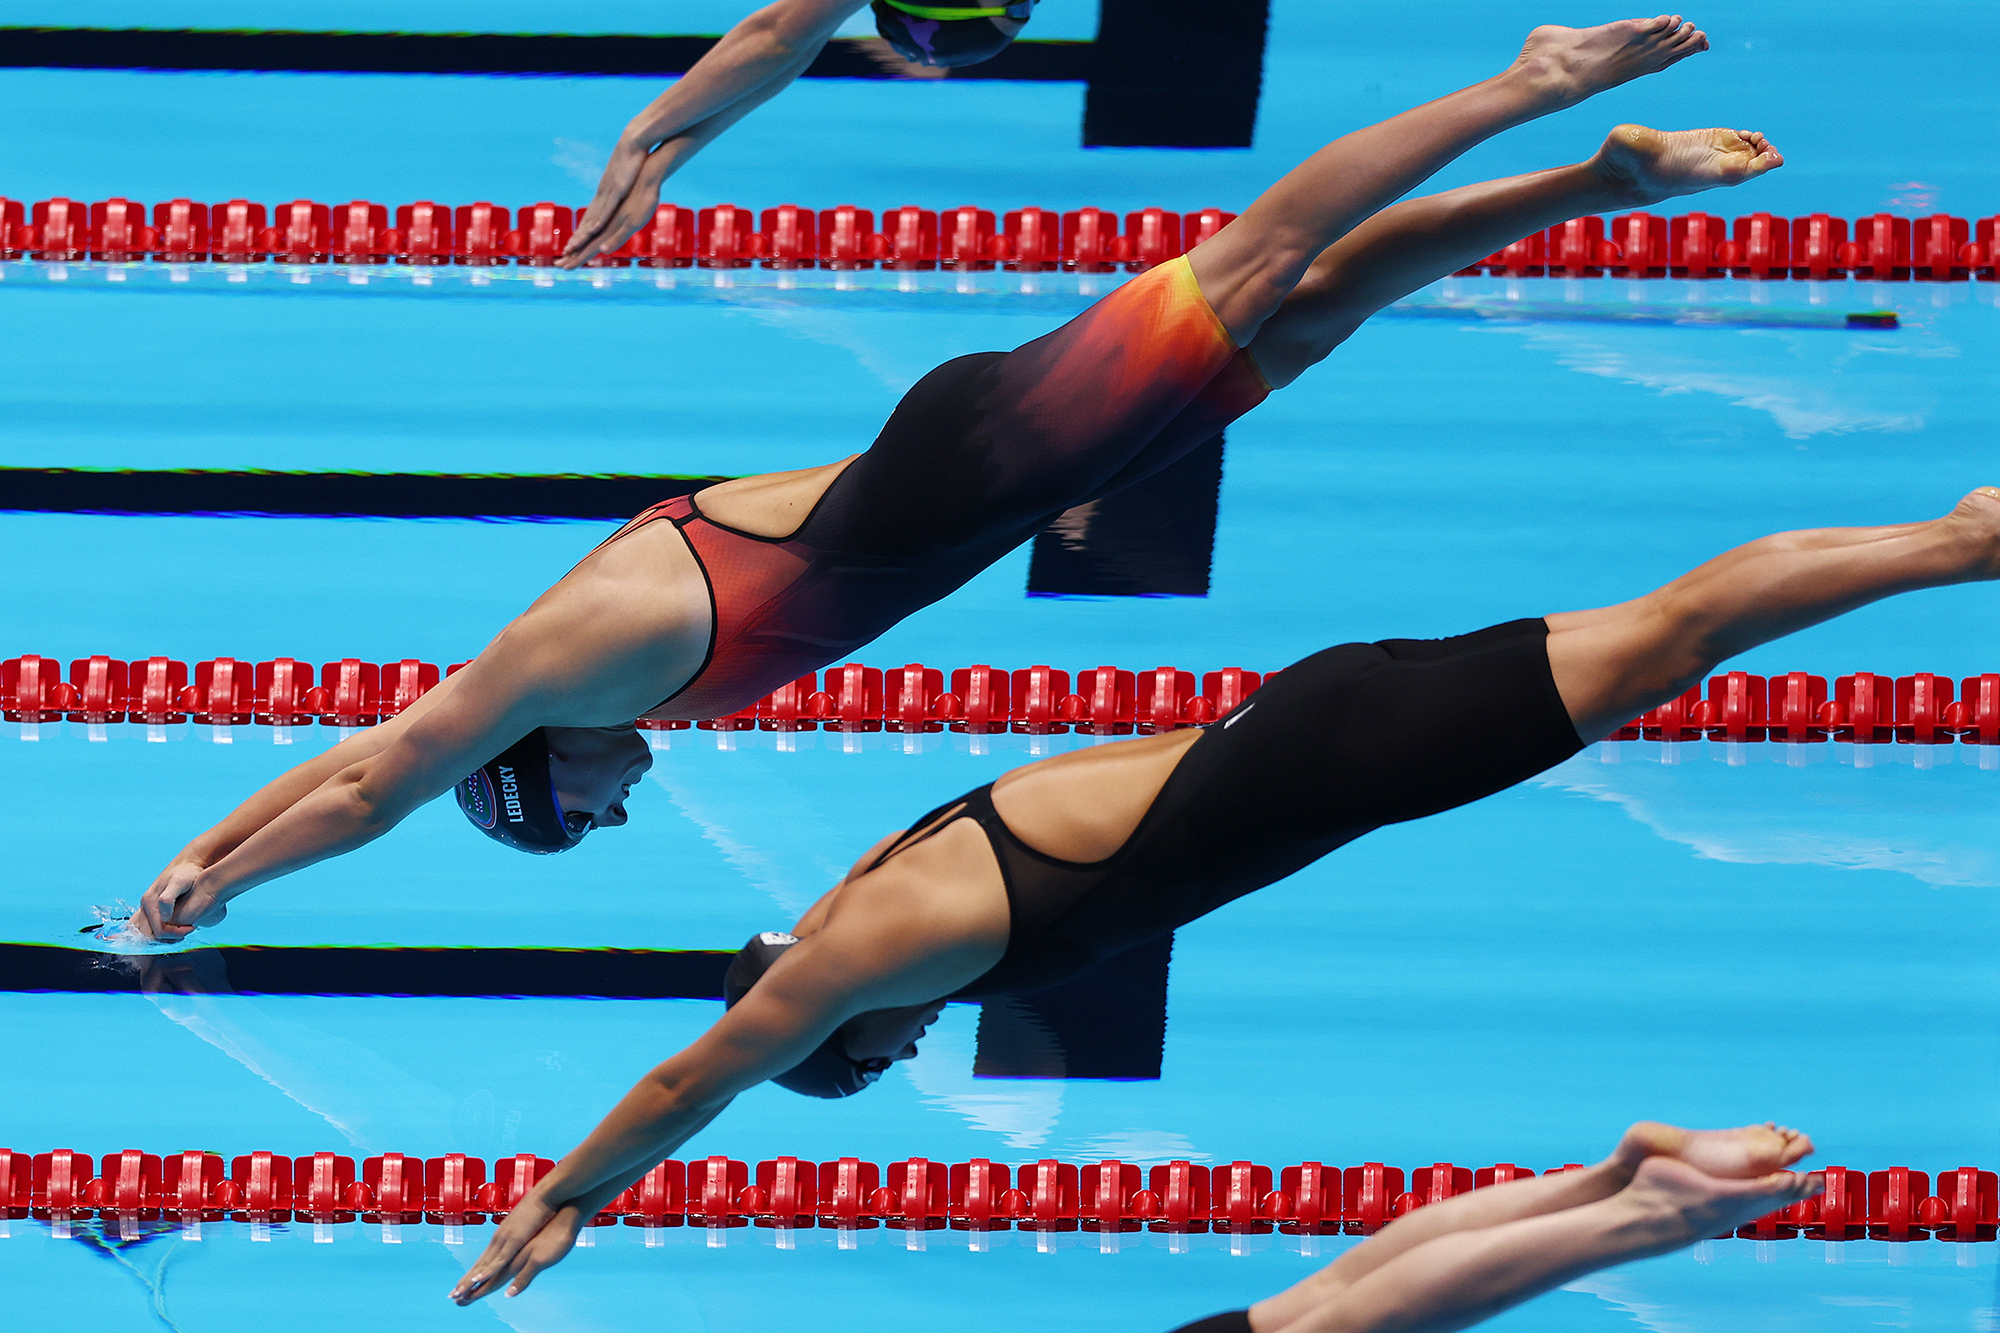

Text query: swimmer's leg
(1245, 1121), (1810, 1332)
(1188, 16), (1708, 343)
(1247, 1159), (1818, 1333)
(1546, 488), (2000, 742)
(1247, 124), (1784, 388)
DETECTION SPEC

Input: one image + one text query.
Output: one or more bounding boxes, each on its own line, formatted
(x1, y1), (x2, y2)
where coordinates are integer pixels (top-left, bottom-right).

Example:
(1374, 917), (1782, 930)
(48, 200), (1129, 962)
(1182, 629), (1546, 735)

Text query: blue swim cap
(871, 0), (1036, 67)
(455, 729), (592, 854)
(724, 932), (891, 1098)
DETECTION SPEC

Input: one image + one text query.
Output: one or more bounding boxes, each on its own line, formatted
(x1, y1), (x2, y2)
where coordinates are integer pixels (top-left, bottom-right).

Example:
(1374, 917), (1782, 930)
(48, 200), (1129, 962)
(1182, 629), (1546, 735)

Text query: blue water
(5, 2), (2000, 1329)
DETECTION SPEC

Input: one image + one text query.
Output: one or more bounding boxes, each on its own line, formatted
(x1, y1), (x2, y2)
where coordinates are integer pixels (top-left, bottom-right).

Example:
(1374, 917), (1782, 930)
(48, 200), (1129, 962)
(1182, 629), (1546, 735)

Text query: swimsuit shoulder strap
(592, 494), (697, 554)
(865, 785), (994, 874)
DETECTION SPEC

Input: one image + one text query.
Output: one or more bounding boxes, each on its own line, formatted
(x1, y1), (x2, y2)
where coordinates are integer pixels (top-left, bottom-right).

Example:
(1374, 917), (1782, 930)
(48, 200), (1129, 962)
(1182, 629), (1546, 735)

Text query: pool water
(4, 2), (1999, 1329)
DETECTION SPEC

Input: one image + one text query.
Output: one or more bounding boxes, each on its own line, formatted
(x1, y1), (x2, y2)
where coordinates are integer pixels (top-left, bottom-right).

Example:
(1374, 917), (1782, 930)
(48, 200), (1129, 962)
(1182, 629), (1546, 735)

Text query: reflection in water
(1538, 750), (2000, 888)
(649, 766), (855, 919)
(1479, 320), (1936, 440)
(1065, 1130), (1209, 1166)
(114, 947), (459, 1153)
(46, 1215), (198, 1333)
(1564, 1269), (1696, 1333)
(894, 1006), (1064, 1152)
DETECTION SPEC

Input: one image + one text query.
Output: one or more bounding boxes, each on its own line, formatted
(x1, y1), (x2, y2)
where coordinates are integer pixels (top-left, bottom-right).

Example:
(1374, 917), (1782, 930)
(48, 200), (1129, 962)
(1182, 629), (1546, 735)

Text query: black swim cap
(724, 932), (891, 1099)
(871, 0), (1036, 67)
(455, 729), (592, 855)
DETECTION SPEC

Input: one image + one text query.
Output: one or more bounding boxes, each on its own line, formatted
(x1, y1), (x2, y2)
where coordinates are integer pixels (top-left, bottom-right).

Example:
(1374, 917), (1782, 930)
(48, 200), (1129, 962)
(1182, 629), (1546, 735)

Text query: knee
(1250, 322), (1359, 389)
(1618, 597), (1725, 696)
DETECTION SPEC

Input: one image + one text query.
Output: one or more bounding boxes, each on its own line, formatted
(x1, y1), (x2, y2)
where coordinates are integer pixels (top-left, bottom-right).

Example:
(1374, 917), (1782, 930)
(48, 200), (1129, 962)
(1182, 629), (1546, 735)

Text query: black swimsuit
(865, 619), (1585, 999)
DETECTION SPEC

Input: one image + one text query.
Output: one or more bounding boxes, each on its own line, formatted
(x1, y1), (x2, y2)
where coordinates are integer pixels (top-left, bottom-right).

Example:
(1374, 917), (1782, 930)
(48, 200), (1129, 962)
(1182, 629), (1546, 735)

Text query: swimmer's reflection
(109, 946), (235, 998)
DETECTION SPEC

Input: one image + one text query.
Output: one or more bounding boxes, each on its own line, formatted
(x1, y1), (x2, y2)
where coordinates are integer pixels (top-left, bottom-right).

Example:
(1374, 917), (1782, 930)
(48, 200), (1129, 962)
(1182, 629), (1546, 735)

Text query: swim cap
(724, 932), (891, 1099)
(871, 0), (1036, 67)
(455, 729), (592, 854)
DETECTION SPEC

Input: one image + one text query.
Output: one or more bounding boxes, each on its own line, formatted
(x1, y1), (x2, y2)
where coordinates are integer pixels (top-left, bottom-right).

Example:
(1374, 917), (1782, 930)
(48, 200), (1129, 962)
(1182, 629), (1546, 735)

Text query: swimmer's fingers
(498, 1221), (583, 1298)
(561, 142), (653, 268)
(135, 861), (204, 939)
(155, 880), (227, 935)
(451, 1208), (541, 1303)
(562, 146), (674, 269)
(451, 1202), (577, 1304)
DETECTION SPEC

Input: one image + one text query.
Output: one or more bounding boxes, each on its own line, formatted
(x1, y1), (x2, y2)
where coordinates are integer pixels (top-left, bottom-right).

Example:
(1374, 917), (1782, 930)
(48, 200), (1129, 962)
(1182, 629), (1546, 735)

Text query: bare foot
(1619, 1156), (1823, 1252)
(1942, 487), (2000, 580)
(1590, 124), (1785, 206)
(1511, 15), (1709, 109)
(1613, 1120), (1814, 1178)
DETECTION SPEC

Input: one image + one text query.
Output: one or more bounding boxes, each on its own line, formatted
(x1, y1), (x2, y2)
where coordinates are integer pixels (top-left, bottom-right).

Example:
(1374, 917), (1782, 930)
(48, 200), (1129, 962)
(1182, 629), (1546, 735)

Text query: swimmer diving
(133, 16), (1762, 940)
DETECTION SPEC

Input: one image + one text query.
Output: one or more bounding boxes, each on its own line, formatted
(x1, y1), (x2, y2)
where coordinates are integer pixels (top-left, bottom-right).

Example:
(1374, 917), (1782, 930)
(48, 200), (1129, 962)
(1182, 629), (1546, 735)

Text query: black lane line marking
(5, 942), (735, 999)
(2, 17), (1267, 147)
(1027, 434), (1222, 598)
(0, 468), (728, 521)
(0, 27), (1092, 81)
(1084, 0), (1269, 148)
(11, 938), (1171, 1080)
(7, 467), (1208, 603)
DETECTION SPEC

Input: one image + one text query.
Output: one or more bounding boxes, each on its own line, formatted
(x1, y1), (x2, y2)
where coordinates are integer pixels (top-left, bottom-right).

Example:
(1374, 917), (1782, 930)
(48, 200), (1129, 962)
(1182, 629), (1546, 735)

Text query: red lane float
(14, 194), (1988, 281)
(1606, 669), (2000, 746)
(7, 655), (2000, 744)
(4, 1148), (1992, 1242)
(0, 654), (1263, 733)
(1452, 209), (1999, 281)
(0, 195), (1242, 273)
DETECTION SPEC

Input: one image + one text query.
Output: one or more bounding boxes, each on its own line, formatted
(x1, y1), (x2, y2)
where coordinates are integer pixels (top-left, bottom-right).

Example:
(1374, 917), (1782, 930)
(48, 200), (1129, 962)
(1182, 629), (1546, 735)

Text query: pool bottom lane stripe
(0, 28), (1093, 82)
(3, 941), (733, 999)
(0, 468), (727, 521)
(6, 938), (1172, 1080)
(0, 462), (1218, 597)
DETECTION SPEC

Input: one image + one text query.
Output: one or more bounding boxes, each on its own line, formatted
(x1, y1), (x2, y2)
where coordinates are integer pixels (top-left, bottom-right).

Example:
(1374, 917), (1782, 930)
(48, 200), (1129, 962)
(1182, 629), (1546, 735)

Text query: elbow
(644, 1064), (737, 1122)
(339, 769), (403, 839)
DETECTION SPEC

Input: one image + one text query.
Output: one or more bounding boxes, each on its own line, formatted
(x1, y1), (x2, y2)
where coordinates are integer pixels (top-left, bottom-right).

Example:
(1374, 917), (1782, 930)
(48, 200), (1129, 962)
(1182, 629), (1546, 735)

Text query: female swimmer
(450, 485), (1997, 1297)
(135, 16), (1744, 939)
(562, 0), (1041, 271)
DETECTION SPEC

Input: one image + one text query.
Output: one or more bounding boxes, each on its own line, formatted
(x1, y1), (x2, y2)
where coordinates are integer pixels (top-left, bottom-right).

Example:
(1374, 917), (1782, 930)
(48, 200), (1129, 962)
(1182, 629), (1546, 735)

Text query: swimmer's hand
(451, 1191), (586, 1304)
(559, 143), (671, 270)
(133, 858), (228, 940)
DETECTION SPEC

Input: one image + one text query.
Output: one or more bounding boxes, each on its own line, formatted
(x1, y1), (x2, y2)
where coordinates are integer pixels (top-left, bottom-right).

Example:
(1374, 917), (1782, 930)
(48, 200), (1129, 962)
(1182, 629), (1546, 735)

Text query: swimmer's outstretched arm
(130, 573), (691, 938)
(448, 885), (997, 1305)
(559, 0), (866, 269)
(1187, 15), (1708, 346)
(131, 657), (552, 939)
(1226, 1124), (1817, 1333)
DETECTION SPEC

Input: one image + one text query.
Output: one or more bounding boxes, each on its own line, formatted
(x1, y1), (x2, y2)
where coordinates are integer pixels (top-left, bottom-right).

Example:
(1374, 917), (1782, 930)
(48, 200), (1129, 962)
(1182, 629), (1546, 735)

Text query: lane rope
(6, 655), (2000, 744)
(4, 1149), (1987, 1243)
(3, 197), (1994, 281)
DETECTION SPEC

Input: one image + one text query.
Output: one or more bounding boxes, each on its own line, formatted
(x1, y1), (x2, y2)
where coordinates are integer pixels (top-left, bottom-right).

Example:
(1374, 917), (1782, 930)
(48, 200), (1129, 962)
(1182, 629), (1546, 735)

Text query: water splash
(79, 900), (181, 954)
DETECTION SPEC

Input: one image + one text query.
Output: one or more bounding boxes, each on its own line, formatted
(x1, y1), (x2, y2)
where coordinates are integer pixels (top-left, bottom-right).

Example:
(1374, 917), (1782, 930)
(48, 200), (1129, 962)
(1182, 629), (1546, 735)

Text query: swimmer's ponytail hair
(871, 0), (1033, 67)
(725, 932), (891, 1099)
(455, 729), (591, 855)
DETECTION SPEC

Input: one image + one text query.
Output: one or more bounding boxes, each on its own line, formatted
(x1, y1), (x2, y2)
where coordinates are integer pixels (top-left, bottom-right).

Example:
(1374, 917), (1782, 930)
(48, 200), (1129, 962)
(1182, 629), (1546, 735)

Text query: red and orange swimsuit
(607, 257), (1271, 722)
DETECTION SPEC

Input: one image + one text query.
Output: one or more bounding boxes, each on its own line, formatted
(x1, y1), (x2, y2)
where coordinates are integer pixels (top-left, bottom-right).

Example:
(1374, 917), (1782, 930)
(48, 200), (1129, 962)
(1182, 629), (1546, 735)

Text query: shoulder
(818, 826), (1010, 1001)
